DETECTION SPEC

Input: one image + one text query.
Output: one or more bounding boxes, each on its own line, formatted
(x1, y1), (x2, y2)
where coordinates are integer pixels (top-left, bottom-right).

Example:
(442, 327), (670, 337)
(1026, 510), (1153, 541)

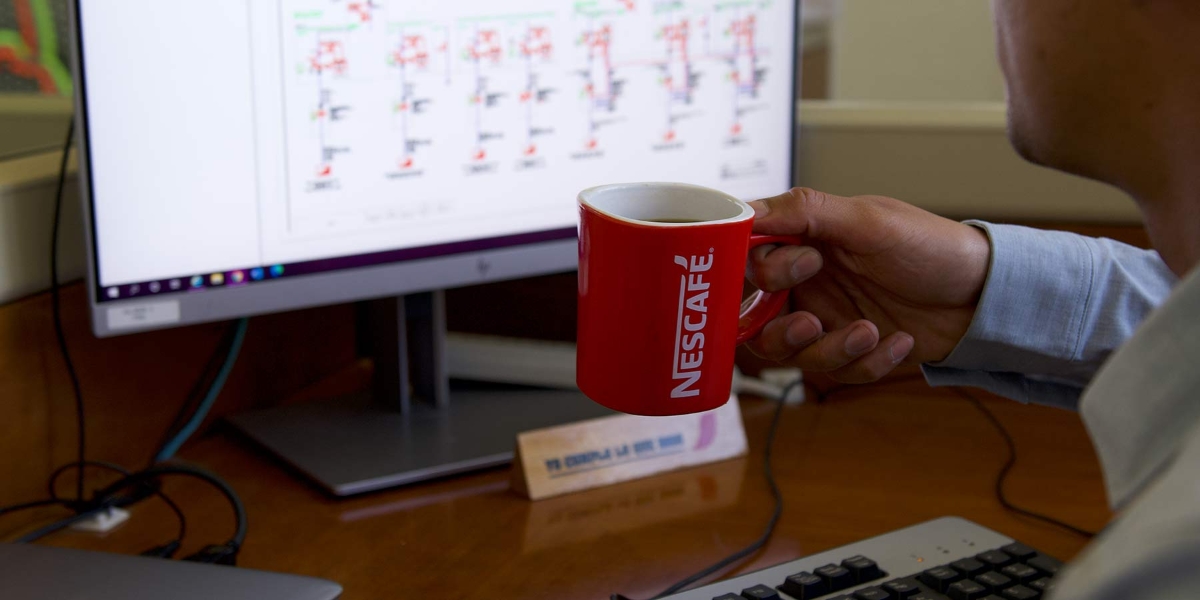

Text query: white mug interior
(578, 182), (753, 227)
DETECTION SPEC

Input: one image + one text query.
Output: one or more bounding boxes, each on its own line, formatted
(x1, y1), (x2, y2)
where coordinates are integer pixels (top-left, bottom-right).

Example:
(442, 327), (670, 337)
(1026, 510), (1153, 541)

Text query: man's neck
(1135, 168), (1200, 278)
(1121, 85), (1200, 278)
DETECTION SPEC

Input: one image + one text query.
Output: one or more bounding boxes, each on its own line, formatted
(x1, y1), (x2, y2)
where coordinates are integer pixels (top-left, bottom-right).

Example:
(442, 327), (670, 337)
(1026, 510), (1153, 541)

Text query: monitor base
(227, 386), (613, 496)
(228, 292), (609, 496)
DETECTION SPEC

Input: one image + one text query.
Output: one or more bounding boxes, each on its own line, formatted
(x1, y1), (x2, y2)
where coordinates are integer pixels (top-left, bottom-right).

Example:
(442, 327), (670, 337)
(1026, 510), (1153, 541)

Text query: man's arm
(922, 222), (1176, 409)
(744, 189), (1175, 404)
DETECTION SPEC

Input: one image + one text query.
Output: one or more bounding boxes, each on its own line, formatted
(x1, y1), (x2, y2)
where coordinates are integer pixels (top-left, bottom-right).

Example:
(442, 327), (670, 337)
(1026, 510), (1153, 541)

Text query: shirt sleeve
(921, 222), (1175, 410)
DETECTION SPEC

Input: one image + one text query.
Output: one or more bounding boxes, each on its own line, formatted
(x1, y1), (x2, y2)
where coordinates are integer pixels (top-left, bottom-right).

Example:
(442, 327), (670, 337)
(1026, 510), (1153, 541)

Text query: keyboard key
(975, 551), (1014, 569)
(883, 578), (923, 598)
(911, 595), (952, 600)
(1027, 578), (1054, 594)
(1000, 563), (1039, 584)
(853, 586), (891, 600)
(741, 584), (781, 600)
(1000, 585), (1040, 600)
(779, 572), (827, 599)
(714, 595), (742, 600)
(950, 558), (988, 577)
(1025, 555), (1061, 577)
(919, 566), (963, 593)
(842, 555), (886, 583)
(1000, 543), (1037, 561)
(974, 572), (1012, 592)
(815, 564), (856, 592)
(982, 596), (1005, 600)
(947, 579), (989, 600)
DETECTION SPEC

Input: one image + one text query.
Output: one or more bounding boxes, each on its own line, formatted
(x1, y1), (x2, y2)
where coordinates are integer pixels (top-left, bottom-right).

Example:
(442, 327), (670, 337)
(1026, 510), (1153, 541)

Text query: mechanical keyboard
(663, 517), (1062, 600)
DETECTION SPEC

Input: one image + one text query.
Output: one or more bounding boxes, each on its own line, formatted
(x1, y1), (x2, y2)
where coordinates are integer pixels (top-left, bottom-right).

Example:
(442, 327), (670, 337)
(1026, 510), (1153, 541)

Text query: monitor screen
(75, 0), (796, 305)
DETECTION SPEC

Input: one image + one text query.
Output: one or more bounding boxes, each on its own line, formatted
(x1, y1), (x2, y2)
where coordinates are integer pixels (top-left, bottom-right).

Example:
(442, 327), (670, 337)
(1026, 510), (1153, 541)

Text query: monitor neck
(360, 292), (449, 413)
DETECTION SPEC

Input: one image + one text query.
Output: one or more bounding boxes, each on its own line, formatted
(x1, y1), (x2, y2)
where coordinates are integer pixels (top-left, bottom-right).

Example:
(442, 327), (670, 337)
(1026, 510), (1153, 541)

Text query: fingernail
(845, 326), (875, 356)
(750, 201), (768, 219)
(790, 249), (822, 280)
(889, 335), (915, 364)
(785, 316), (820, 346)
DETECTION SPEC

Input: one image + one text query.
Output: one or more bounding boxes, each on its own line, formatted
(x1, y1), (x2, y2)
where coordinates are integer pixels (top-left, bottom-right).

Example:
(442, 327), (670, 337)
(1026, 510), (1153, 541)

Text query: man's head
(991, 0), (1200, 194)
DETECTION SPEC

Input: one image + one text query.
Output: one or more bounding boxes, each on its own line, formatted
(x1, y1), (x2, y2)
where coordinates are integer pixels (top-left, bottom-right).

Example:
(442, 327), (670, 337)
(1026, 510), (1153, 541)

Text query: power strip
(445, 333), (578, 389)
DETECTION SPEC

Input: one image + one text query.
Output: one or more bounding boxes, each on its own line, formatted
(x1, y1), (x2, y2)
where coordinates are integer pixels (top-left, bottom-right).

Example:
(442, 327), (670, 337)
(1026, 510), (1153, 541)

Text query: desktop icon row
(105, 265), (286, 300)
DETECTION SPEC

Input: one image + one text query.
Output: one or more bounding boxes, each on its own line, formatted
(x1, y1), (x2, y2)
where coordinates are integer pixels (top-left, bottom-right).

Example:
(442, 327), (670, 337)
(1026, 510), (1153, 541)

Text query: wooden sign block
(521, 456), (746, 552)
(511, 394), (747, 501)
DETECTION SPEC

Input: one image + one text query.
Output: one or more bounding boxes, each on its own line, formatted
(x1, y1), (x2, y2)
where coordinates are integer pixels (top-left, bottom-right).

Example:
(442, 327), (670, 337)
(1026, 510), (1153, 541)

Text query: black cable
(611, 380), (800, 600)
(49, 119), (83, 503)
(812, 380), (1098, 538)
(47, 460), (130, 501)
(92, 463), (246, 549)
(0, 498), (71, 518)
(954, 388), (1099, 539)
(3, 461), (188, 546)
(13, 463), (237, 557)
(154, 492), (188, 552)
(15, 505), (108, 543)
(45, 460), (187, 546)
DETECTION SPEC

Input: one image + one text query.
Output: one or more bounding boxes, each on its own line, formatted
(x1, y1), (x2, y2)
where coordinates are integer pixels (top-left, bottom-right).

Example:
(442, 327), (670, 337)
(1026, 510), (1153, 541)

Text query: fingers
(747, 316), (917, 382)
(788, 320), (881, 372)
(748, 188), (888, 252)
(825, 332), (915, 384)
(746, 312), (824, 362)
(749, 315), (878, 369)
(748, 187), (854, 238)
(745, 244), (823, 292)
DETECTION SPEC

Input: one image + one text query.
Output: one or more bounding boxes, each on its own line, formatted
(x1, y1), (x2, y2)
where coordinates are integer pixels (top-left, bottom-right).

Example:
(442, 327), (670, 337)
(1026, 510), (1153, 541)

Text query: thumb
(748, 187), (864, 242)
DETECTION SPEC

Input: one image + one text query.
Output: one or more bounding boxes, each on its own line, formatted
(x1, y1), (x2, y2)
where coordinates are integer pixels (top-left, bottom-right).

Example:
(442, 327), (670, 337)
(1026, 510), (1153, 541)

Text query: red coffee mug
(577, 182), (802, 416)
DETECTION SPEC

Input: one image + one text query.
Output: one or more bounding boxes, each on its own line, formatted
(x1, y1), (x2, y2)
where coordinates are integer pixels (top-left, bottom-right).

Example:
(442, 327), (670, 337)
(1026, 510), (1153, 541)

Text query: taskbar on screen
(94, 227), (577, 303)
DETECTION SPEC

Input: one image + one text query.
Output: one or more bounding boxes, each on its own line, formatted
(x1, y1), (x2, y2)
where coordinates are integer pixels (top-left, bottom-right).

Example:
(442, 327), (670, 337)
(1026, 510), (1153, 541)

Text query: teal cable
(154, 318), (249, 462)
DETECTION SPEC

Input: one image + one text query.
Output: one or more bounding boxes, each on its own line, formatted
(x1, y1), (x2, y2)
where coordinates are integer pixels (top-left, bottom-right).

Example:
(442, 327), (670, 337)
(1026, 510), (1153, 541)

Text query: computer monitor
(70, 0), (799, 494)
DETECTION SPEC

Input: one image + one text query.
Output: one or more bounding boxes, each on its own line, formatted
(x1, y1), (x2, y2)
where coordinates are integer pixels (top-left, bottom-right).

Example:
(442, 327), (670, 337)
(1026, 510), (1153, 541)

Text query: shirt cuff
(921, 365), (1083, 410)
(922, 222), (1095, 406)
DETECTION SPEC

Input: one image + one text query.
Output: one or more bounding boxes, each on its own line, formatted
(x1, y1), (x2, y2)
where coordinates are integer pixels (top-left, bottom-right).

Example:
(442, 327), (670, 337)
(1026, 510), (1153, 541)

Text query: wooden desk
(16, 371), (1111, 600)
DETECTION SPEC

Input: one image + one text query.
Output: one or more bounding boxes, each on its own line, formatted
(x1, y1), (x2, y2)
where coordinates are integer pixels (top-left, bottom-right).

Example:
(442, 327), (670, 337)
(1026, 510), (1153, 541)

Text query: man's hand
(745, 188), (991, 383)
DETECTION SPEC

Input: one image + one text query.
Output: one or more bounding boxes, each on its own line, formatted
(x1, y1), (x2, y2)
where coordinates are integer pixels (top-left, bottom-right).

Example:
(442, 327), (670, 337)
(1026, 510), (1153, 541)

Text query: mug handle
(736, 234), (806, 345)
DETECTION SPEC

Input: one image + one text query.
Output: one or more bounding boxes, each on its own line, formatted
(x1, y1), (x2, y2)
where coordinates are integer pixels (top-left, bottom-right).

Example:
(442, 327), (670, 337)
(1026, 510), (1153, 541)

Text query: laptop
(0, 544), (342, 600)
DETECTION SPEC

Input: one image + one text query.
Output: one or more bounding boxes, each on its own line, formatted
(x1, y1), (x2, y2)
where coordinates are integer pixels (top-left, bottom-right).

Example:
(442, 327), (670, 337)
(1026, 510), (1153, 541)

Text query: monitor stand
(227, 291), (614, 496)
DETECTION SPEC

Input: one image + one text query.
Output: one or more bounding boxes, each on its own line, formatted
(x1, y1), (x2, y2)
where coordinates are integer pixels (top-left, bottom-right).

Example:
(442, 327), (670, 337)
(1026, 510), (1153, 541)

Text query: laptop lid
(0, 544), (342, 600)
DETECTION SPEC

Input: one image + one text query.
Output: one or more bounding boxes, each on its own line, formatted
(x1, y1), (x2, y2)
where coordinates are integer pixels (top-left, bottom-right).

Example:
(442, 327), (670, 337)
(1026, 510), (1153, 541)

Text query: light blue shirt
(923, 222), (1200, 600)
(924, 222), (1175, 409)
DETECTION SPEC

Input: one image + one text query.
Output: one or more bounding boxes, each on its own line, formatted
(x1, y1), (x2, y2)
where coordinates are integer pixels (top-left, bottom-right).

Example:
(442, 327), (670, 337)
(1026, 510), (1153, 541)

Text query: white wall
(831, 0), (1005, 102)
(797, 102), (1139, 223)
